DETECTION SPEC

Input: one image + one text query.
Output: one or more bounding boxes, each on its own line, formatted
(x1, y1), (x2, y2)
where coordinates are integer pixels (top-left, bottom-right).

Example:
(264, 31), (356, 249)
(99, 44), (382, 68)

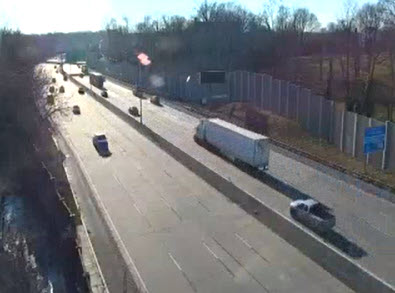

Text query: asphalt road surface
(69, 65), (395, 287)
(51, 65), (354, 292)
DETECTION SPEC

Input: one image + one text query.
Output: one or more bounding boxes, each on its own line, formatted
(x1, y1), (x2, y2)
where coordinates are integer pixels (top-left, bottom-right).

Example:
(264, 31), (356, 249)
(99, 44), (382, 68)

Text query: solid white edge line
(61, 130), (149, 293)
(81, 216), (109, 293)
(63, 163), (109, 293)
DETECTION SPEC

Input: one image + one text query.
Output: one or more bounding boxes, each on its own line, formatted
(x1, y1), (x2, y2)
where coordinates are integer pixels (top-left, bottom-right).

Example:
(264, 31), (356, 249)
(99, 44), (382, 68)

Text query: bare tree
(196, 0), (219, 22)
(262, 0), (278, 31)
(327, 22), (337, 32)
(380, 0), (395, 26)
(337, 0), (358, 98)
(380, 0), (395, 120)
(291, 8), (320, 45)
(195, 2), (262, 32)
(275, 5), (292, 32)
(136, 16), (157, 33)
(357, 3), (385, 115)
(161, 15), (188, 33)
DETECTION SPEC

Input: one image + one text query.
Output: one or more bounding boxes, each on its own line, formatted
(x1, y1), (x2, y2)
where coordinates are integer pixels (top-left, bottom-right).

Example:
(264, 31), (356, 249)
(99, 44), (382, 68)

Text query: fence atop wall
(225, 70), (395, 172)
(88, 59), (395, 172)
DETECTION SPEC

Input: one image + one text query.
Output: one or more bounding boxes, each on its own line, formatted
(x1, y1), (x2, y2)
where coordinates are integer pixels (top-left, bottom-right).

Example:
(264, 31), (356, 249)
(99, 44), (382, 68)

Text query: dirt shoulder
(168, 100), (395, 196)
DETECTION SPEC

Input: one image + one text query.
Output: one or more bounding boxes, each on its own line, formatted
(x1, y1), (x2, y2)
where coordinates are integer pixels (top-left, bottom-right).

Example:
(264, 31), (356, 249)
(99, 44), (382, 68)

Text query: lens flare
(137, 53), (151, 66)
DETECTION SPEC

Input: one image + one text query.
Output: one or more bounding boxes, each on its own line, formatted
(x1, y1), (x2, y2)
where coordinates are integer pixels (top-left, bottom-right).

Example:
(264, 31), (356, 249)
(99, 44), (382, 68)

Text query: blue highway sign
(364, 125), (386, 154)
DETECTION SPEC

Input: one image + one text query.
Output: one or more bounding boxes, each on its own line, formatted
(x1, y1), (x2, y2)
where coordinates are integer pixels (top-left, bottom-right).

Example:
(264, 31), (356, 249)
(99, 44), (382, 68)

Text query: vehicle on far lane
(72, 105), (80, 115)
(128, 106), (139, 116)
(78, 87), (85, 94)
(92, 133), (111, 157)
(195, 118), (270, 170)
(90, 73), (105, 89)
(101, 90), (108, 98)
(290, 199), (336, 232)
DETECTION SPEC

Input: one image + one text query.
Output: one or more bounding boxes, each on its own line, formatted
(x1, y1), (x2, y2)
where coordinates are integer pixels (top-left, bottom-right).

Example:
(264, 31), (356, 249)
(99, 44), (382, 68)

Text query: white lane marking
(160, 195), (171, 208)
(235, 233), (270, 263)
(133, 203), (143, 215)
(65, 136), (150, 293)
(168, 252), (182, 271)
(113, 173), (140, 203)
(64, 70), (395, 293)
(211, 237), (269, 292)
(197, 200), (210, 212)
(114, 174), (152, 227)
(235, 233), (252, 249)
(202, 241), (235, 278)
(160, 195), (182, 221)
(168, 252), (197, 292)
(202, 241), (219, 259)
(113, 173), (122, 185)
(164, 170), (172, 178)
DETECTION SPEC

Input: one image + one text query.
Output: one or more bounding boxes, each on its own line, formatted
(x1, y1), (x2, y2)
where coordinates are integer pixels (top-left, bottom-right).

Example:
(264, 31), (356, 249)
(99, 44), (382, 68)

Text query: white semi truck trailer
(195, 118), (269, 170)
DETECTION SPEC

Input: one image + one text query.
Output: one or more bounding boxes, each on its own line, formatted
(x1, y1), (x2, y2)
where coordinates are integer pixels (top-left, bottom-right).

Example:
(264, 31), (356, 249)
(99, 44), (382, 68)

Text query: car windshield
(2, 0), (394, 292)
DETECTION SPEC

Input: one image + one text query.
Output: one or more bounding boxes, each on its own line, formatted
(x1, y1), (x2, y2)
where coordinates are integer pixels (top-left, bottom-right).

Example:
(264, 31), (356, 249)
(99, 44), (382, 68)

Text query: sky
(0, 0), (378, 34)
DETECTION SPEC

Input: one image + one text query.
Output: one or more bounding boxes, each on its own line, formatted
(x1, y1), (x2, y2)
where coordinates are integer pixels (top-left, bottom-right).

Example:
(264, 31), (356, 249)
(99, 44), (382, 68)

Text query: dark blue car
(92, 134), (111, 157)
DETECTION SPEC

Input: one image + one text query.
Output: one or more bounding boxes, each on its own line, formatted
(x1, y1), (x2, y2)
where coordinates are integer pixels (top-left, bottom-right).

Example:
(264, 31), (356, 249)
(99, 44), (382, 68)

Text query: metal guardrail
(69, 73), (395, 293)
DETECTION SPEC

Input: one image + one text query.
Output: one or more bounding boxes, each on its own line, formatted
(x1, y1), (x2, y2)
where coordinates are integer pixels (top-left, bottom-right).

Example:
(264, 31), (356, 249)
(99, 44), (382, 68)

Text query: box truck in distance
(89, 73), (105, 89)
(194, 118), (269, 170)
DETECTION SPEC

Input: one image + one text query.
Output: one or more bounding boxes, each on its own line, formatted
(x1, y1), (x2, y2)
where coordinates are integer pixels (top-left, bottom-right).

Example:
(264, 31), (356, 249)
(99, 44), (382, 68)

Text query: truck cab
(290, 199), (336, 232)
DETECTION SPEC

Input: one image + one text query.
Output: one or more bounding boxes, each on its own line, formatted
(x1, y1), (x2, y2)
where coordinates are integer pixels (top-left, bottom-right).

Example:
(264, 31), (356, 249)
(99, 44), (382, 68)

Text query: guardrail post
(253, 73), (257, 106)
(268, 76), (272, 112)
(318, 97), (324, 138)
(340, 110), (346, 152)
(240, 72), (243, 102)
(329, 101), (335, 143)
(382, 121), (390, 170)
(260, 74), (264, 110)
(233, 71), (237, 102)
(296, 86), (300, 122)
(247, 72), (250, 102)
(366, 118), (372, 165)
(278, 81), (282, 114)
(307, 90), (312, 131)
(352, 113), (358, 157)
(286, 82), (290, 118)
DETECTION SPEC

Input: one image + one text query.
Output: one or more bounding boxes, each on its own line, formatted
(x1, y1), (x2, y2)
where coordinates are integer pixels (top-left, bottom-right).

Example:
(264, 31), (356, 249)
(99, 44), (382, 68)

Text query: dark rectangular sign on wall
(200, 71), (226, 84)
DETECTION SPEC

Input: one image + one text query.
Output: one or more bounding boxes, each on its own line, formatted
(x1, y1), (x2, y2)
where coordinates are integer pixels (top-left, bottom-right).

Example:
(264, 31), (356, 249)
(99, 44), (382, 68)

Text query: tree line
(89, 0), (395, 120)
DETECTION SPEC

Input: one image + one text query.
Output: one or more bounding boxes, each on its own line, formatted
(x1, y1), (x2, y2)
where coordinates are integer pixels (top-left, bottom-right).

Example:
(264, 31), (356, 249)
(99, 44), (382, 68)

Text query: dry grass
(267, 55), (395, 121)
(211, 102), (395, 190)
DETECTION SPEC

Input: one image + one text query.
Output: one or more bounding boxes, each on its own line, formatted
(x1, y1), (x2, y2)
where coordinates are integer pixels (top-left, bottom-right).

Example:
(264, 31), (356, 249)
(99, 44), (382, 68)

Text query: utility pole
(140, 97), (143, 124)
(138, 63), (141, 87)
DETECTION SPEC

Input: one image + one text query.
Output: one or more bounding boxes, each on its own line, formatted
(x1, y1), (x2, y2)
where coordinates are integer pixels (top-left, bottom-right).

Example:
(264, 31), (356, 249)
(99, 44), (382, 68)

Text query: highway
(50, 65), (354, 292)
(69, 65), (395, 287)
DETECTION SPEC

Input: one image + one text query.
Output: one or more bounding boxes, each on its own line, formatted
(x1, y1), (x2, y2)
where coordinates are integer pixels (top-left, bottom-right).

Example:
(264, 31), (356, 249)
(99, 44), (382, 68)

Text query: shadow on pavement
(315, 229), (368, 258)
(233, 159), (368, 259)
